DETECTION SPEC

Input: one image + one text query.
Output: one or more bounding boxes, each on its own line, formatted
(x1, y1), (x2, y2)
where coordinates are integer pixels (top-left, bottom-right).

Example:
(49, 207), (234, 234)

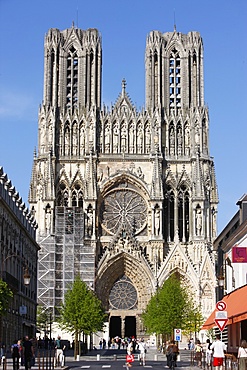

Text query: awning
(202, 284), (247, 330)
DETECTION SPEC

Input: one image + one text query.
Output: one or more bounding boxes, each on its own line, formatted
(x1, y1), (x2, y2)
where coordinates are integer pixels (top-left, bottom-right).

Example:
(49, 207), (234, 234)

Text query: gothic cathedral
(29, 25), (218, 338)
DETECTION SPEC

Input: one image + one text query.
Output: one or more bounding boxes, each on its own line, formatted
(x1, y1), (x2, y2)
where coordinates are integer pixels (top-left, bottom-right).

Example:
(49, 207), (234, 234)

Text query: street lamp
(0, 253), (31, 286)
(217, 266), (224, 287)
(23, 267), (31, 286)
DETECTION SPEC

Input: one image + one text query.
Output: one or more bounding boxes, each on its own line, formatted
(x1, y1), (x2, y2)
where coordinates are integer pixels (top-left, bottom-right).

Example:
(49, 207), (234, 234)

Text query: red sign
(216, 301), (227, 311)
(214, 318), (228, 331)
(232, 246), (247, 263)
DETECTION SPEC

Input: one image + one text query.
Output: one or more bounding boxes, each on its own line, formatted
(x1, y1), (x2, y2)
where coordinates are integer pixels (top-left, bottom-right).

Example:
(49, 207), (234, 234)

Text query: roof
(202, 284), (247, 330)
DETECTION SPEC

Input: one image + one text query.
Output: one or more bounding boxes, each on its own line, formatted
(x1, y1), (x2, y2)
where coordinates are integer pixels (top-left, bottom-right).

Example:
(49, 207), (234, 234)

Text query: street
(61, 347), (197, 370)
(2, 347), (198, 370)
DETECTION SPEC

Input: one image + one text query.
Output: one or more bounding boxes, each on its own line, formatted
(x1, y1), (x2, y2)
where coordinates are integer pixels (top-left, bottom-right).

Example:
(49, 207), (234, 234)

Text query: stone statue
(154, 208), (160, 236)
(196, 208), (202, 236)
(45, 209), (51, 233)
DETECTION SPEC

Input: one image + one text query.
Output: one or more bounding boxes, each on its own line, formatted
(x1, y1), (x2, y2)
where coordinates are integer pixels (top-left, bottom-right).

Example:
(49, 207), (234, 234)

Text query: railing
(190, 350), (239, 370)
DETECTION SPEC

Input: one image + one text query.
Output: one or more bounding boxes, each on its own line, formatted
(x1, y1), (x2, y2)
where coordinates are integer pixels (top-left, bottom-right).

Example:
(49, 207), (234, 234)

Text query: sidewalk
(1, 348), (201, 369)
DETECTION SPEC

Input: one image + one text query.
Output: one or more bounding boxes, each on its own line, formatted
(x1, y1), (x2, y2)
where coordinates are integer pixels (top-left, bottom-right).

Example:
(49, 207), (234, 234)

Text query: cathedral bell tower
(29, 25), (101, 312)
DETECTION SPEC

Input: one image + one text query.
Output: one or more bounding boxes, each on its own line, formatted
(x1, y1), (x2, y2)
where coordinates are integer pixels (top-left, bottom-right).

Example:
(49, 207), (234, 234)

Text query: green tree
(183, 301), (204, 339)
(0, 279), (13, 316)
(58, 275), (106, 357)
(142, 273), (193, 339)
(36, 305), (53, 337)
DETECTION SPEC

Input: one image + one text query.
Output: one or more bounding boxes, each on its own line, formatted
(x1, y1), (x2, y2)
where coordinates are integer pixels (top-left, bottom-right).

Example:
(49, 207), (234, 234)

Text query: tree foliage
(142, 273), (201, 339)
(58, 276), (106, 357)
(58, 275), (105, 335)
(0, 279), (13, 316)
(183, 301), (204, 338)
(36, 305), (53, 335)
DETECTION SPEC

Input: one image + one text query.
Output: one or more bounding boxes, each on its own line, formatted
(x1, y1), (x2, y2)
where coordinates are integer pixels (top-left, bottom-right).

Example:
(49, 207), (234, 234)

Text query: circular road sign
(216, 301), (227, 311)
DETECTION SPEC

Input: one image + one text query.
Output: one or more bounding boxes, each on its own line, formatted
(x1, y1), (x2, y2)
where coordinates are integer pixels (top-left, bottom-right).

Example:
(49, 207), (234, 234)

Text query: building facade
(203, 194), (247, 354)
(29, 25), (218, 338)
(0, 166), (39, 348)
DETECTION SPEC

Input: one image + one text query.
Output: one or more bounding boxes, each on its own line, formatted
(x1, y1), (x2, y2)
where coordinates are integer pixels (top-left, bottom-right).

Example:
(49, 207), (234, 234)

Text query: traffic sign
(216, 301), (227, 311)
(214, 318), (228, 331)
(215, 311), (227, 319)
(174, 328), (182, 341)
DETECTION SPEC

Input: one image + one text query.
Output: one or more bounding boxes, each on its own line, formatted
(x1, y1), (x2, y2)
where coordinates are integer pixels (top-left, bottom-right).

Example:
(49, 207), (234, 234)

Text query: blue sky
(0, 0), (246, 233)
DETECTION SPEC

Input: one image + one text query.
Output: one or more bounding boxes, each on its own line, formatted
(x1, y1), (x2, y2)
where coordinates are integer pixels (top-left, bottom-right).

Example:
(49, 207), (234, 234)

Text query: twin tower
(29, 25), (218, 338)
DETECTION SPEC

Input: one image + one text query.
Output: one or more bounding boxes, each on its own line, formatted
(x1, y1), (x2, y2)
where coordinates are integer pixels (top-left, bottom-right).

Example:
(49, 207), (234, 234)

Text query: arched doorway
(109, 316), (121, 339)
(125, 316), (136, 338)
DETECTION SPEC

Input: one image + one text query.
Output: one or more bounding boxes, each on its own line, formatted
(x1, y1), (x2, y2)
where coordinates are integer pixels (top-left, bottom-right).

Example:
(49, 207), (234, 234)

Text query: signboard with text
(232, 246), (247, 263)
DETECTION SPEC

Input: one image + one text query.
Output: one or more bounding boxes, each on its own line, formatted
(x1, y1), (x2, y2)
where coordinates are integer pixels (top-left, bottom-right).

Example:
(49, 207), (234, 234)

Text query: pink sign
(232, 247), (247, 263)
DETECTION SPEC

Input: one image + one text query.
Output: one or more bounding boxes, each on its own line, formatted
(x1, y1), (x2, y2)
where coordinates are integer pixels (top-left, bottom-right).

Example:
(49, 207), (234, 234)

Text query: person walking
(11, 340), (20, 370)
(211, 334), (226, 370)
(22, 336), (34, 370)
(126, 339), (134, 368)
(54, 336), (63, 367)
(138, 338), (147, 366)
(205, 338), (212, 367)
(237, 339), (247, 370)
(166, 340), (179, 368)
(195, 339), (203, 367)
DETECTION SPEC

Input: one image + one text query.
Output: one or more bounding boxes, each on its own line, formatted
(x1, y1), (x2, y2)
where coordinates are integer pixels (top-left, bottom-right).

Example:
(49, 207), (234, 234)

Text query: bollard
(97, 354), (100, 361)
(2, 356), (6, 370)
(76, 354), (80, 361)
(154, 354), (158, 361)
(113, 354), (117, 360)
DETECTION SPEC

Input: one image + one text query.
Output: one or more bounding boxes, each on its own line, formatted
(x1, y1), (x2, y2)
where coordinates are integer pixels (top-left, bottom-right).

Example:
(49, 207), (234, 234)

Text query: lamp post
(217, 265), (225, 300)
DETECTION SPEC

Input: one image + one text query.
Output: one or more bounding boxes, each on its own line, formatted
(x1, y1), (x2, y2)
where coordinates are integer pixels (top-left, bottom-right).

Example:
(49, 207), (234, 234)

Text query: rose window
(109, 275), (137, 310)
(101, 188), (147, 235)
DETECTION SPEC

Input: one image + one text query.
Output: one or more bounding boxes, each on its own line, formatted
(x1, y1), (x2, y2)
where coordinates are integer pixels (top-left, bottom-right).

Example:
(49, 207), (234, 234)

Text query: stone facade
(29, 25), (218, 338)
(0, 166), (39, 347)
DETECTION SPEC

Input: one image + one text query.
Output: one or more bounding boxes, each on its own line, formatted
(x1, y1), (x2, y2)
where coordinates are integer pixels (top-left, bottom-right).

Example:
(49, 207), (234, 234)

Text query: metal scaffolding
(38, 206), (95, 316)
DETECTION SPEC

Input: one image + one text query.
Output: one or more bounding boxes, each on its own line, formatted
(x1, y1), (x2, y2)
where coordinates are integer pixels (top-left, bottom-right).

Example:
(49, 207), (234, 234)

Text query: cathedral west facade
(29, 25), (218, 338)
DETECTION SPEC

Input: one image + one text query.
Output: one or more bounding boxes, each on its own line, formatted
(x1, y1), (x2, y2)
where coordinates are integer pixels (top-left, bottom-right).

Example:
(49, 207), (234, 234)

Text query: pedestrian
(54, 336), (63, 367)
(11, 340), (20, 370)
(211, 334), (226, 370)
(61, 343), (66, 368)
(126, 339), (134, 367)
(205, 338), (212, 367)
(166, 340), (179, 368)
(22, 336), (34, 370)
(189, 338), (195, 350)
(138, 338), (147, 366)
(237, 339), (247, 370)
(195, 339), (203, 367)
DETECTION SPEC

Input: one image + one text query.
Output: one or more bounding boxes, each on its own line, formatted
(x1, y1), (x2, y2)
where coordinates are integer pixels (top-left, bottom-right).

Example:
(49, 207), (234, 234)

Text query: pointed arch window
(71, 183), (83, 207)
(178, 185), (190, 242)
(164, 187), (175, 242)
(169, 48), (181, 109)
(57, 182), (69, 206)
(66, 47), (78, 109)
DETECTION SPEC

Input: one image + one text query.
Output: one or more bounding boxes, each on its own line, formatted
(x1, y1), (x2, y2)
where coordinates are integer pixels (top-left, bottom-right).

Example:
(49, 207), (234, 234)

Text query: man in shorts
(211, 334), (226, 370)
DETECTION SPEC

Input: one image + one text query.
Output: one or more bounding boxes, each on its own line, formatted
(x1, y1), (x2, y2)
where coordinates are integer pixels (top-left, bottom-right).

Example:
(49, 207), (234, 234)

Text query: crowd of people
(4, 333), (247, 370)
(6, 335), (67, 370)
(10, 336), (35, 370)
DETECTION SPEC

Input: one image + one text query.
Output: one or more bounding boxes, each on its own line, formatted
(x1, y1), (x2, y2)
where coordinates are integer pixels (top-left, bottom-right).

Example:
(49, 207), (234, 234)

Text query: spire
(121, 78), (126, 98)
(28, 148), (37, 203)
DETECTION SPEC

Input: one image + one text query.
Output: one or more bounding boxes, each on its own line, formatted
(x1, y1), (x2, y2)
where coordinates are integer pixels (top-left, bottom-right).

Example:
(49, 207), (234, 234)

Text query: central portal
(109, 315), (136, 339)
(124, 316), (136, 338)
